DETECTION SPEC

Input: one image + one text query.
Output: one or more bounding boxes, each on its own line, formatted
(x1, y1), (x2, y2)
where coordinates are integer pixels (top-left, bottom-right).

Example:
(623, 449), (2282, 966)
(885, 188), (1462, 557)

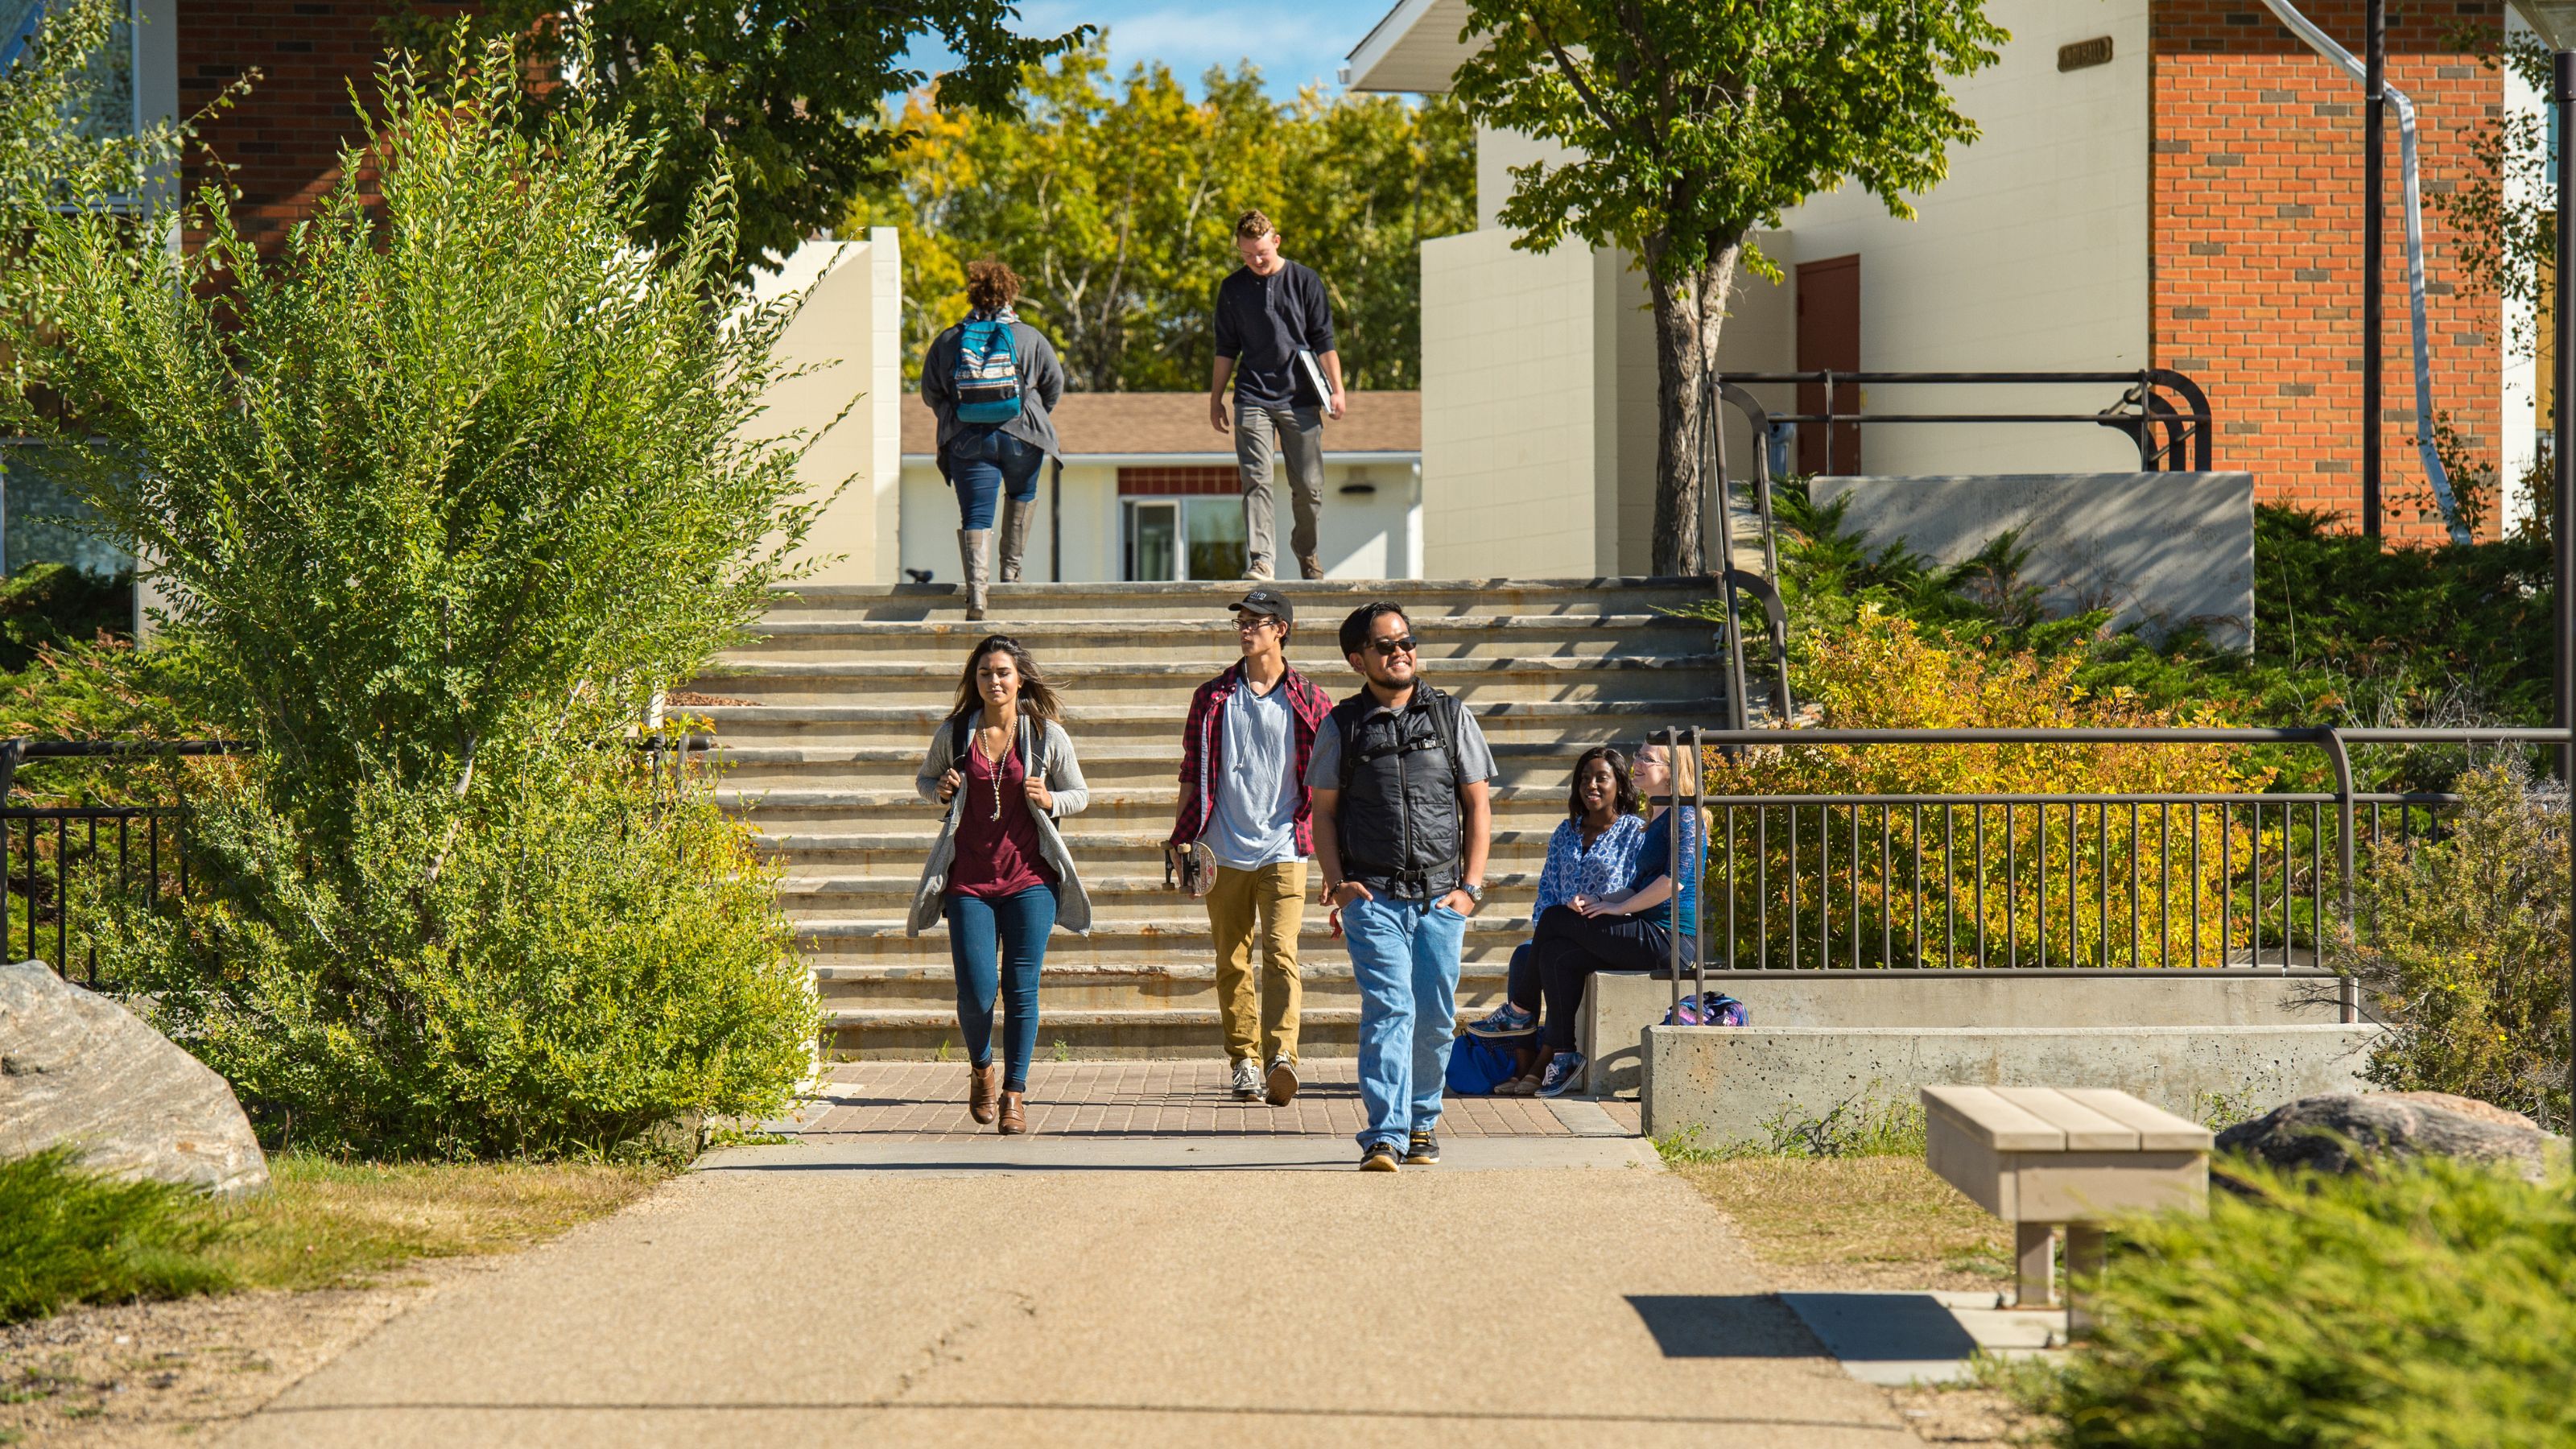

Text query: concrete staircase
(687, 579), (1732, 1059)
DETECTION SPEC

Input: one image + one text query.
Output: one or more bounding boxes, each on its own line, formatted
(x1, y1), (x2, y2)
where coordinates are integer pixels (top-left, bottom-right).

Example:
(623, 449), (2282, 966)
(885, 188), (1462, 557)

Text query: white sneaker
(1229, 1058), (1262, 1100)
(1265, 1055), (1298, 1106)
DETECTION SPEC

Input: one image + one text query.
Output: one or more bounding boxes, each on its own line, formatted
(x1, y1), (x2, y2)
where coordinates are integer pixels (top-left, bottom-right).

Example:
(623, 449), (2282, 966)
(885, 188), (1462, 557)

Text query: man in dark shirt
(1208, 209), (1344, 581)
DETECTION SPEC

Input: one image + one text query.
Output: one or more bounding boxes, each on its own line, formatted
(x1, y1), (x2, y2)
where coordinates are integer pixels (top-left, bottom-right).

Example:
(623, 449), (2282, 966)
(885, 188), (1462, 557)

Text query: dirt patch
(1882, 1381), (2049, 1447)
(0, 1258), (491, 1447)
(1673, 1155), (2013, 1293)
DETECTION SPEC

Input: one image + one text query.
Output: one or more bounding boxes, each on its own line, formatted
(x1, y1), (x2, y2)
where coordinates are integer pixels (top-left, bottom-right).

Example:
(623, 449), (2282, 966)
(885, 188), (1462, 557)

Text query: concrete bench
(1922, 1085), (2211, 1318)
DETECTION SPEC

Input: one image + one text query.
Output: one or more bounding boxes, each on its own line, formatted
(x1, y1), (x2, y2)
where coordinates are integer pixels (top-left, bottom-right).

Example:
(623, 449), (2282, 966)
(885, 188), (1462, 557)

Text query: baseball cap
(1232, 588), (1293, 625)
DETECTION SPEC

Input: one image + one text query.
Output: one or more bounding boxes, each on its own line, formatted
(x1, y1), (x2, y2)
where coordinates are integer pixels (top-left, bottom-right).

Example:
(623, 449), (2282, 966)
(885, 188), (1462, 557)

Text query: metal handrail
(1714, 369), (2215, 473)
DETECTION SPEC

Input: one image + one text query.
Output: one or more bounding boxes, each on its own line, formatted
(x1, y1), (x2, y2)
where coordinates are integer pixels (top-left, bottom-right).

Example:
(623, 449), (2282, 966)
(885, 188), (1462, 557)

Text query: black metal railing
(0, 740), (247, 987)
(14, 733), (710, 988)
(1642, 724), (2570, 1022)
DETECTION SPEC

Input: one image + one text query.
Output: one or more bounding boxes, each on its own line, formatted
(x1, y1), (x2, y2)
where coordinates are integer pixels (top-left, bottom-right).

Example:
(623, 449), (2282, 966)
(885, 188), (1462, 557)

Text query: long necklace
(983, 717), (1018, 821)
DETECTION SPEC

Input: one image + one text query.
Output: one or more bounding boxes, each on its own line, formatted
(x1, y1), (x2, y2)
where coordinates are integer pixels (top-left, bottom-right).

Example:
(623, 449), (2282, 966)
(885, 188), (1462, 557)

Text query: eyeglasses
(1233, 616), (1279, 633)
(1367, 635), (1418, 657)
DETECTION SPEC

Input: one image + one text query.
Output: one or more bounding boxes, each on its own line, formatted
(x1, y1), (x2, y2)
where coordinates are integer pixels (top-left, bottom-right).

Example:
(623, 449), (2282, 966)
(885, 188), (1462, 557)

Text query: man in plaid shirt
(1166, 588), (1334, 1104)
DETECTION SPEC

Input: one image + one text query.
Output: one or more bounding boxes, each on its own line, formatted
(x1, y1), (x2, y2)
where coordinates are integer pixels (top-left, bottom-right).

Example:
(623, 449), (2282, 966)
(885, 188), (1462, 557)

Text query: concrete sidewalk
(222, 1139), (1918, 1447)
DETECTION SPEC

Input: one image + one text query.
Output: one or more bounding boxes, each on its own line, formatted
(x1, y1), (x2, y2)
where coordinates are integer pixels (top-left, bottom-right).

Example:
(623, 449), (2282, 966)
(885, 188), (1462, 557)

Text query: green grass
(0, 1150), (671, 1324)
(0, 1148), (228, 1325)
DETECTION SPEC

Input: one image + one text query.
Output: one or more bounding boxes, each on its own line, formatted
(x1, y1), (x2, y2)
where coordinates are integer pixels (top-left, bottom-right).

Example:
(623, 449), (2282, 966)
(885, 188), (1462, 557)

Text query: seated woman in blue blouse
(1462, 745), (1643, 1096)
(1529, 738), (1701, 1099)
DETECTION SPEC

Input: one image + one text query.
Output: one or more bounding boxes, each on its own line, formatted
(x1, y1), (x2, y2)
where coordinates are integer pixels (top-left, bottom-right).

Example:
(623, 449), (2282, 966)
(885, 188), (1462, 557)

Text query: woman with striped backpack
(920, 258), (1067, 619)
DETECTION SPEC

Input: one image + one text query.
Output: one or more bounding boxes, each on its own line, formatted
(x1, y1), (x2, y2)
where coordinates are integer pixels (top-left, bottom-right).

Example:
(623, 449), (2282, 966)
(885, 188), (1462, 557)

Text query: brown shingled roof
(900, 390), (1420, 457)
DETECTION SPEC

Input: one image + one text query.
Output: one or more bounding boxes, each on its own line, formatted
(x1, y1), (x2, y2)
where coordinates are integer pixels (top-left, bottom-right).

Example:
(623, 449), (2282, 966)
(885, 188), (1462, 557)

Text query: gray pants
(1232, 402), (1325, 572)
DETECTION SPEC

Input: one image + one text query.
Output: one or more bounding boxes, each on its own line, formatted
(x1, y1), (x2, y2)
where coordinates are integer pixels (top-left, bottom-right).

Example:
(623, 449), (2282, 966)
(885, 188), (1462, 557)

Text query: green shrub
(2326, 760), (2570, 1131)
(85, 745), (812, 1160)
(13, 50), (829, 1156)
(2021, 1157), (2576, 1447)
(0, 1148), (229, 1325)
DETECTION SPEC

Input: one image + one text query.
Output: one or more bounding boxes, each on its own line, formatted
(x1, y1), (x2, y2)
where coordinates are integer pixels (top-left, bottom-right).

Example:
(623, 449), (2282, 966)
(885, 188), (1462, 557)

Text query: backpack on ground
(1445, 1033), (1520, 1096)
(1662, 992), (1748, 1027)
(952, 317), (1023, 424)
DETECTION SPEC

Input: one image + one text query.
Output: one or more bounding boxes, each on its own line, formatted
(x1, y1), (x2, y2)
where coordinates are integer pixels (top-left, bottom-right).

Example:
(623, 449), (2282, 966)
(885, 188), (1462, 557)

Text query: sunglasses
(1366, 635), (1418, 657)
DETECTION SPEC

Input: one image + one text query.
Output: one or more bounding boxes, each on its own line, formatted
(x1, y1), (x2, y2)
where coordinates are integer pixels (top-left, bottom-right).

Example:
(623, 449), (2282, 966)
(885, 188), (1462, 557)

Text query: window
(2, 0), (138, 147)
(1122, 497), (1246, 581)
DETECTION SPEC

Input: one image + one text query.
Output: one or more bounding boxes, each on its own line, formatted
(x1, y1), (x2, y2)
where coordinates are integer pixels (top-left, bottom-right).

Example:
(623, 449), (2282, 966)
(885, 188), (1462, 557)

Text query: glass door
(1124, 500), (1178, 581)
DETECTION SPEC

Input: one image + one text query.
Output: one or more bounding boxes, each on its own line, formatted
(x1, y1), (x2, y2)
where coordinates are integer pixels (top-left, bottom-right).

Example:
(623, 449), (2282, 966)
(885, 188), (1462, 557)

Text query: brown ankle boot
(997, 1089), (1029, 1135)
(968, 1062), (1000, 1125)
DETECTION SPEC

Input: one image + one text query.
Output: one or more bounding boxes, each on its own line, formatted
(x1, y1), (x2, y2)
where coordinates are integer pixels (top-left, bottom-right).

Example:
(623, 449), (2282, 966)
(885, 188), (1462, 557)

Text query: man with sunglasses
(1308, 602), (1495, 1171)
(1167, 588), (1334, 1105)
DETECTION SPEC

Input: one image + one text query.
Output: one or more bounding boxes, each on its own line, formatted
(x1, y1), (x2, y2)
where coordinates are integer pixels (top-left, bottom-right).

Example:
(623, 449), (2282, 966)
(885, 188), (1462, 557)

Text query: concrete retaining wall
(1638, 1023), (2382, 1145)
(1810, 473), (2254, 650)
(1579, 969), (2351, 1098)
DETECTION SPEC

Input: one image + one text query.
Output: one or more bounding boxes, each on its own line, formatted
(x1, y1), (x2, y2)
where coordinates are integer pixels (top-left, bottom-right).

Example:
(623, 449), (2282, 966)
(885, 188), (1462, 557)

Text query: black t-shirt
(1213, 260), (1335, 410)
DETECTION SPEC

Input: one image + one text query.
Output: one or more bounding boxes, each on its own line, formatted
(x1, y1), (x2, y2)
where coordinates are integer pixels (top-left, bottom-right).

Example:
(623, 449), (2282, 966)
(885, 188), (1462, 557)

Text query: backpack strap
(1426, 687), (1468, 797)
(1331, 696), (1368, 795)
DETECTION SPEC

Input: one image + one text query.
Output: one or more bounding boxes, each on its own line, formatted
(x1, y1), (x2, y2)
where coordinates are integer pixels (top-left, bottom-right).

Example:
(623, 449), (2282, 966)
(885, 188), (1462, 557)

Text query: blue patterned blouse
(1534, 812), (1647, 918)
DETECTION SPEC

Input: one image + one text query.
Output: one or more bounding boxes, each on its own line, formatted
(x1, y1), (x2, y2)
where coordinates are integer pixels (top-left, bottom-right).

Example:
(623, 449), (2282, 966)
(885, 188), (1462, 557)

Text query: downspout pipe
(2259, 0), (2475, 544)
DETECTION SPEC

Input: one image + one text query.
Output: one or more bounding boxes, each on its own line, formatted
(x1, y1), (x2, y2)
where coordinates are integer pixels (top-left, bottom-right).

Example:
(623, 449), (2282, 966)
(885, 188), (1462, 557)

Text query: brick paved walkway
(796, 1059), (1645, 1141)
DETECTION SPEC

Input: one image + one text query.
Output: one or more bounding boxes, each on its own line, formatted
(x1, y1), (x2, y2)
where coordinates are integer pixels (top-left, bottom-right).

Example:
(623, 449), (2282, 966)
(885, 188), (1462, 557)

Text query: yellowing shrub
(1706, 606), (2273, 968)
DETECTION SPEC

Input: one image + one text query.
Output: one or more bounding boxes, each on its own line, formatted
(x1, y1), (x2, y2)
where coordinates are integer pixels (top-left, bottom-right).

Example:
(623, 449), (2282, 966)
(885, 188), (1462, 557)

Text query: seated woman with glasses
(1524, 738), (1701, 1099)
(1462, 746), (1645, 1096)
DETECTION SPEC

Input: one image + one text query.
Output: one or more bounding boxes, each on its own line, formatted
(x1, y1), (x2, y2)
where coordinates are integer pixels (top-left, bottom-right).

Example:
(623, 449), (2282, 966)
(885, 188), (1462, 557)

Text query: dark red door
(1796, 255), (1861, 475)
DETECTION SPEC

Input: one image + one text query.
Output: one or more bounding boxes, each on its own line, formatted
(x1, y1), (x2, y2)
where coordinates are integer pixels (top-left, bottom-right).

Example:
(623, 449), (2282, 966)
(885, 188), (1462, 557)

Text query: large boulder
(0, 960), (266, 1195)
(2216, 1091), (2560, 1184)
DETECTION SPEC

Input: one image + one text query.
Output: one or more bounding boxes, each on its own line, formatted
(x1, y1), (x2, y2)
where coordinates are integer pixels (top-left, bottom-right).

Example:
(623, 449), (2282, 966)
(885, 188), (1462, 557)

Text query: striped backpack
(951, 316), (1023, 424)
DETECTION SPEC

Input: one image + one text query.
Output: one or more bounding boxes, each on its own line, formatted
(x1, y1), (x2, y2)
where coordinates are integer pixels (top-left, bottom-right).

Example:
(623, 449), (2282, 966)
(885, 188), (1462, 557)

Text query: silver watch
(1459, 881), (1485, 903)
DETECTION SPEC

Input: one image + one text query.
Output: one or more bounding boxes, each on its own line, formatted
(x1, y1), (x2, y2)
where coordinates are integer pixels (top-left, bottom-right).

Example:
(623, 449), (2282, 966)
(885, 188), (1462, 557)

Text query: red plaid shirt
(1168, 661), (1334, 857)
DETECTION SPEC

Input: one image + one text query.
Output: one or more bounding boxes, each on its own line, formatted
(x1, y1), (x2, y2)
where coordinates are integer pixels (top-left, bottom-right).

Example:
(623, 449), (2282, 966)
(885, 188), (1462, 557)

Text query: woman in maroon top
(914, 635), (1092, 1133)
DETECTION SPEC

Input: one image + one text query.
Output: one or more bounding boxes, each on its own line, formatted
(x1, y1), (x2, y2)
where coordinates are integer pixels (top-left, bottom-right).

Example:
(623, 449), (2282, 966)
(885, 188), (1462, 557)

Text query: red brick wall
(177, 1), (450, 253)
(2151, 1), (2503, 541)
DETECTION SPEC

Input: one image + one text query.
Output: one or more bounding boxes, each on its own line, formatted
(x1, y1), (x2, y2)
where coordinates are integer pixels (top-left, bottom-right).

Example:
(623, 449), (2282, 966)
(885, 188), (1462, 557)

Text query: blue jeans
(943, 428), (1044, 530)
(1342, 894), (1468, 1150)
(945, 884), (1058, 1092)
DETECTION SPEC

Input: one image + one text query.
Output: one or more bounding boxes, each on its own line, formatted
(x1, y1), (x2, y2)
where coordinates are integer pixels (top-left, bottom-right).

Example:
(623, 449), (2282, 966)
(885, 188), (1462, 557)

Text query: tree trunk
(1644, 233), (1744, 577)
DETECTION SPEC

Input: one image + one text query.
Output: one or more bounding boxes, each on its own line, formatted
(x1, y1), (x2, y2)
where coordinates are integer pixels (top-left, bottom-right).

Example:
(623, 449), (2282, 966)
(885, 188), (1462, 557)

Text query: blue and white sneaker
(1464, 1001), (1538, 1038)
(1535, 1051), (1587, 1098)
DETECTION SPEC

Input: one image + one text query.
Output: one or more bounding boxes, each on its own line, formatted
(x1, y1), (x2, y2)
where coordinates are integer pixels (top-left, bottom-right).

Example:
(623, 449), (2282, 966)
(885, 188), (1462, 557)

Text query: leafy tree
(1448, 0), (2006, 574)
(400, 0), (1092, 275)
(850, 43), (1475, 391)
(2, 0), (242, 386)
(14, 50), (819, 1155)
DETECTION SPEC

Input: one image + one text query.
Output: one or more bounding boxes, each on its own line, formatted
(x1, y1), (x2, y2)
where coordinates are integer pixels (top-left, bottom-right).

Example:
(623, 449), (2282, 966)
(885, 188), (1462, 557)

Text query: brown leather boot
(997, 1089), (1030, 1135)
(968, 1062), (1000, 1125)
(1298, 551), (1323, 580)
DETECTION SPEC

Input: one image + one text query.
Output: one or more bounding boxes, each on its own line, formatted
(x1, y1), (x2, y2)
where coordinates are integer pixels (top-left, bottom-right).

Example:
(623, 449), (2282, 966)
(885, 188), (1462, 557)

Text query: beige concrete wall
(755, 229), (903, 584)
(1419, 228), (1603, 578)
(1775, 0), (2151, 475)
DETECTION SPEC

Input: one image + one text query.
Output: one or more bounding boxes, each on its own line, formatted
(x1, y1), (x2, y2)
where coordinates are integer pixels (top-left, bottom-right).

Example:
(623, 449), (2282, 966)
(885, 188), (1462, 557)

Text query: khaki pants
(1232, 402), (1325, 572)
(1207, 860), (1307, 1063)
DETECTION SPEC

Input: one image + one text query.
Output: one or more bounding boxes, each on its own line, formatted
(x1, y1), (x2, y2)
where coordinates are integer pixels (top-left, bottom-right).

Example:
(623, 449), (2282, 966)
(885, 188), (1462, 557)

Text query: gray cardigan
(910, 709), (1092, 935)
(920, 319), (1067, 462)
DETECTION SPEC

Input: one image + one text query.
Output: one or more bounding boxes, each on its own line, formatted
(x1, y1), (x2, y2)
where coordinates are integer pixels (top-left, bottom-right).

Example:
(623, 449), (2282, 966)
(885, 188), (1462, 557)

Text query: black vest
(1330, 687), (1466, 900)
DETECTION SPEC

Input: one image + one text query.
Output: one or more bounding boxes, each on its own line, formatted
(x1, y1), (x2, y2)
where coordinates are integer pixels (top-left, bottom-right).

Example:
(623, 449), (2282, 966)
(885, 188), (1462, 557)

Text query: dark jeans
(1507, 940), (1540, 1013)
(1531, 904), (1675, 1052)
(943, 428), (1044, 530)
(945, 883), (1059, 1091)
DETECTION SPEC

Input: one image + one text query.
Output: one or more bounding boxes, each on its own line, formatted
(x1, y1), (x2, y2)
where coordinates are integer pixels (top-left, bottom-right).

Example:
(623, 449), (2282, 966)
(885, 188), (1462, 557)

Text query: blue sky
(903, 0), (1408, 101)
